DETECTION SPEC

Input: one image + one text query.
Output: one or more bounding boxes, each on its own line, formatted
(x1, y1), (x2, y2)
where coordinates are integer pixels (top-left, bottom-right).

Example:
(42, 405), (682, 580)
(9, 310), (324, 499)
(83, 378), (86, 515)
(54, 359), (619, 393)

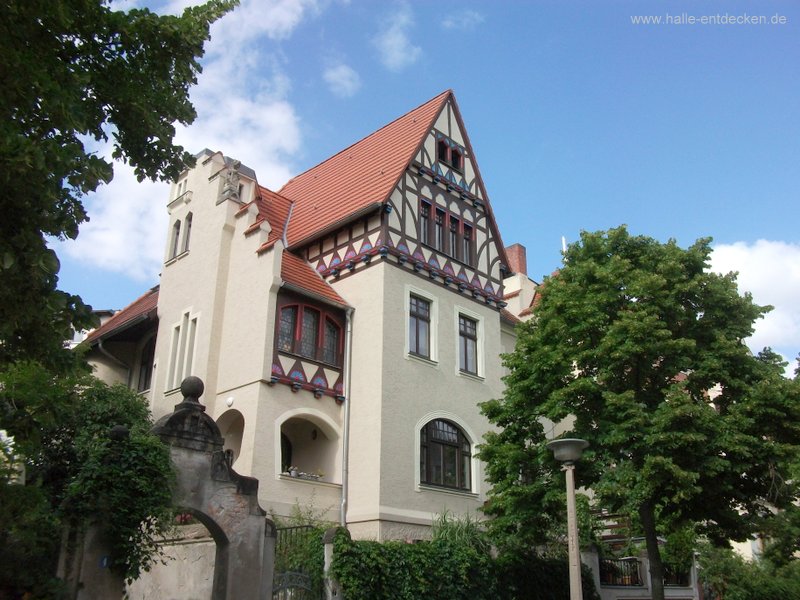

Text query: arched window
(170, 220), (181, 259)
(182, 212), (193, 253)
(420, 419), (471, 490)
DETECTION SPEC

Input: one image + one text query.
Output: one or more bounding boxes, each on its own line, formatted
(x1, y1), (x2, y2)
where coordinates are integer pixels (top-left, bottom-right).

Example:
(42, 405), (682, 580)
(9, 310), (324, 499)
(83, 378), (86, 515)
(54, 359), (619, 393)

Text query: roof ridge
(278, 90), (451, 193)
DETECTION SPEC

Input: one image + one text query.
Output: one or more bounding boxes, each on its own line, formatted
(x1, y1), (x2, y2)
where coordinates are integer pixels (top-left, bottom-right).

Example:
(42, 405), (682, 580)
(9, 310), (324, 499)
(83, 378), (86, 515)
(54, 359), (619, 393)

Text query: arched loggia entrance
(151, 377), (276, 599)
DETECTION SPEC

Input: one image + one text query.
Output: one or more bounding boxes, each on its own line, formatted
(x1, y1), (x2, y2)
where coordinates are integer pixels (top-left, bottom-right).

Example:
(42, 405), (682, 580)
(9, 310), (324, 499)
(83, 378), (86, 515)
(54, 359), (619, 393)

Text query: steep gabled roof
(280, 251), (347, 308)
(84, 286), (159, 344)
(279, 90), (452, 248)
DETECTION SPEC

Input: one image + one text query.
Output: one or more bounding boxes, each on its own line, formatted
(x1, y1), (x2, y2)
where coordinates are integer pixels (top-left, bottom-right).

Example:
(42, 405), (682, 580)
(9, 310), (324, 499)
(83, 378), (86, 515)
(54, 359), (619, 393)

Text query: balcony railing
(599, 557), (642, 586)
(664, 565), (691, 587)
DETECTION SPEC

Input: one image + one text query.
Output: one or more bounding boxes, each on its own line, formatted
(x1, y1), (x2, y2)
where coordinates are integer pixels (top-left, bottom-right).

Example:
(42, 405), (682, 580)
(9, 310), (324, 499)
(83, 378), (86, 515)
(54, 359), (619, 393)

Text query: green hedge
(331, 529), (599, 600)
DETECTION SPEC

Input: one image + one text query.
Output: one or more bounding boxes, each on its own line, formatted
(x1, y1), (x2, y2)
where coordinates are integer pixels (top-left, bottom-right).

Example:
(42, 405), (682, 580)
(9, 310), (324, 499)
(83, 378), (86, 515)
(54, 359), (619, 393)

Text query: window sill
(278, 474), (341, 489)
(417, 242), (475, 270)
(406, 353), (438, 368)
(276, 349), (342, 370)
(164, 250), (189, 266)
(417, 483), (478, 499)
(457, 370), (484, 383)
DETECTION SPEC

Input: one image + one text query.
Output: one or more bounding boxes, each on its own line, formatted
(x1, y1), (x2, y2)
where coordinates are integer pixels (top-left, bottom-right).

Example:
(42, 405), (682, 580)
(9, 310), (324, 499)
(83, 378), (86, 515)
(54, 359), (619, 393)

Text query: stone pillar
(323, 527), (348, 600)
(152, 376), (274, 599)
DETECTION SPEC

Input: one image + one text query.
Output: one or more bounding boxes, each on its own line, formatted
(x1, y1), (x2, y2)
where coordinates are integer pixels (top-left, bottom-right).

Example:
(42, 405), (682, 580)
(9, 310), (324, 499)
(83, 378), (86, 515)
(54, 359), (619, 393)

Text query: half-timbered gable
(283, 91), (510, 311)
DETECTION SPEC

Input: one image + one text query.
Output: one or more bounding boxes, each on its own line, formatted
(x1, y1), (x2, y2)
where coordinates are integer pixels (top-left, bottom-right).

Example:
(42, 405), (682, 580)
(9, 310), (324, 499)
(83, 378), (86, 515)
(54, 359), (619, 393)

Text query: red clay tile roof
(84, 286), (159, 344)
(500, 308), (522, 325)
(503, 289), (521, 300)
(248, 186), (293, 253)
(279, 90), (452, 248)
(281, 251), (347, 307)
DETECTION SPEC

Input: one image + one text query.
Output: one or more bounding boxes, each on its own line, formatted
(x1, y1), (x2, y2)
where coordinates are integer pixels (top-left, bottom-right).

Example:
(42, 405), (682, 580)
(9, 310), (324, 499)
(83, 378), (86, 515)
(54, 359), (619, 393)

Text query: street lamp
(547, 438), (589, 600)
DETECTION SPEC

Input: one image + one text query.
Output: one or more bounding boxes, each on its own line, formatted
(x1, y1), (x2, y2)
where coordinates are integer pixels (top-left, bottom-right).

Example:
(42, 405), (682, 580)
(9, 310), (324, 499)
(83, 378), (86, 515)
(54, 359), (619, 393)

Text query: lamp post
(547, 438), (589, 600)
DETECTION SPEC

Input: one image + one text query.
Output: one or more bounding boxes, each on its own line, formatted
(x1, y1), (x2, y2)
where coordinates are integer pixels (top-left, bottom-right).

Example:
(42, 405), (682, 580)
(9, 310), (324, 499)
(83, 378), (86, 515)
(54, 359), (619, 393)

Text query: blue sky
(55, 0), (800, 369)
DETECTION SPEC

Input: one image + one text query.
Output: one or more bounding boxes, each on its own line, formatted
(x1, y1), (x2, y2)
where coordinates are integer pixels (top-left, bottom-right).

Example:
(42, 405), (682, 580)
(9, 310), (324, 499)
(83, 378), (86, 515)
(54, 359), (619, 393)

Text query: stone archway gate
(152, 376), (276, 599)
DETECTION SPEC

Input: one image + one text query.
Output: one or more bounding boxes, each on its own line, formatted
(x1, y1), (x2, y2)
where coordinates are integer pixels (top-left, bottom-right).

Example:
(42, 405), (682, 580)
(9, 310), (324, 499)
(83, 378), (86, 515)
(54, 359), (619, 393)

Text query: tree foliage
(0, 0), (235, 372)
(0, 365), (175, 591)
(480, 227), (800, 600)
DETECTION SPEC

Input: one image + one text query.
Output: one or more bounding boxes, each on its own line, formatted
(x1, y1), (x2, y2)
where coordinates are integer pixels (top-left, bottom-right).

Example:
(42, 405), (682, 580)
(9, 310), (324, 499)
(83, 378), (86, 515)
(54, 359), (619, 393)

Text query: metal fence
(273, 525), (322, 600)
(599, 557), (643, 586)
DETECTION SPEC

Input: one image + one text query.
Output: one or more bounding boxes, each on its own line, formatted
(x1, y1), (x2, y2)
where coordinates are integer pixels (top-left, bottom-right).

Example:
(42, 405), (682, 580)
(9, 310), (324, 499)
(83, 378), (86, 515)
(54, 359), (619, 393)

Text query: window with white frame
(455, 307), (483, 378)
(420, 419), (472, 490)
(458, 315), (478, 375)
(167, 310), (198, 390)
(406, 286), (438, 363)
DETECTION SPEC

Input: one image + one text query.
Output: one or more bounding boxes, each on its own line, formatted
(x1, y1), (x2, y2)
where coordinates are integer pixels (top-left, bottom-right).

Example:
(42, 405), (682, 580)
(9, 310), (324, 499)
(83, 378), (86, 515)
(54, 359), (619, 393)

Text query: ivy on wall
(331, 527), (600, 600)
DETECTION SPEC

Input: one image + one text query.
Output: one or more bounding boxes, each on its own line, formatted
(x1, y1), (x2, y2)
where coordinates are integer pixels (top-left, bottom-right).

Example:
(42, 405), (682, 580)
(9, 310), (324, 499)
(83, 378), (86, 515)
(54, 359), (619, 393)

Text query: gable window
(436, 139), (449, 164)
(409, 295), (431, 358)
(277, 304), (342, 366)
(462, 224), (474, 266)
(419, 201), (430, 245)
(449, 217), (459, 259)
(420, 419), (471, 490)
(434, 209), (445, 252)
(450, 147), (463, 171)
(169, 220), (181, 259)
(435, 135), (464, 173)
(458, 315), (478, 375)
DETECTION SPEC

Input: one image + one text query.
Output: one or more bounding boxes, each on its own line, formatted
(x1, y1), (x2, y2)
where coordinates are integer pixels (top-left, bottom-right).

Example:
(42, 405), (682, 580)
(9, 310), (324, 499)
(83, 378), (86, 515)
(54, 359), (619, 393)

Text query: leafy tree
(480, 227), (800, 600)
(0, 365), (174, 592)
(0, 0), (235, 373)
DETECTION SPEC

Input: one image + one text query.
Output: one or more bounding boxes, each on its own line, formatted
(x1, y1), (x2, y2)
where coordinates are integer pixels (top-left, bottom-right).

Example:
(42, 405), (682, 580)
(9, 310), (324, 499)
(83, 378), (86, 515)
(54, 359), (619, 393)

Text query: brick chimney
(505, 243), (527, 276)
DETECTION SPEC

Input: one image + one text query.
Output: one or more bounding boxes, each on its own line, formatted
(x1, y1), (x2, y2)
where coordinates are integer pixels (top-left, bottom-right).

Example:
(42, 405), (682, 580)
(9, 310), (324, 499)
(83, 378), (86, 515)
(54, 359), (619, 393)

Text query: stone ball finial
(181, 376), (205, 402)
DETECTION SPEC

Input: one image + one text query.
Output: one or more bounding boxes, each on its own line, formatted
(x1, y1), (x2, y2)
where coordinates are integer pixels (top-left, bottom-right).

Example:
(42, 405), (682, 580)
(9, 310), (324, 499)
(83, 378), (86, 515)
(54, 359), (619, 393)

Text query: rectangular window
(434, 209), (445, 252)
(298, 308), (319, 359)
(449, 217), (459, 259)
(167, 310), (199, 390)
(419, 201), (430, 245)
(462, 224), (473, 266)
(322, 319), (339, 365)
(278, 306), (297, 352)
(409, 295), (431, 358)
(459, 315), (478, 375)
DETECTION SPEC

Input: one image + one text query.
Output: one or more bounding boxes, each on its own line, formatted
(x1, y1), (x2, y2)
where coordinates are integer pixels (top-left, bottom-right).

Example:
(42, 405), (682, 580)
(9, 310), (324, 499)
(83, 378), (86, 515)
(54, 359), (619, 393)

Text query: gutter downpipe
(97, 339), (131, 387)
(340, 306), (354, 527)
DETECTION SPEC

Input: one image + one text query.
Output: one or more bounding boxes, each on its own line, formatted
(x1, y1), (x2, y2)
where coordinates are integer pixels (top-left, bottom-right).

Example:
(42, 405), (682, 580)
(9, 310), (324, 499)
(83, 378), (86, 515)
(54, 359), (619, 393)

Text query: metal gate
(273, 525), (322, 600)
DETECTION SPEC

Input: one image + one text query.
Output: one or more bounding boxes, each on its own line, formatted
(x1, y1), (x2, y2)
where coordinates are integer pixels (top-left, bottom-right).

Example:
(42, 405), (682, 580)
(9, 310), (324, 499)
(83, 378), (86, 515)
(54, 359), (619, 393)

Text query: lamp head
(546, 438), (589, 464)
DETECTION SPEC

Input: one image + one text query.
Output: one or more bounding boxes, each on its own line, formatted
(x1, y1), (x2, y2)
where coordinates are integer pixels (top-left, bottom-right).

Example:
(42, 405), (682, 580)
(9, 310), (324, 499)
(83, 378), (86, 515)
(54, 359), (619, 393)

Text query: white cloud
(442, 10), (484, 31)
(323, 62), (361, 98)
(59, 165), (169, 282)
(60, 0), (320, 280)
(373, 3), (422, 71)
(710, 240), (800, 370)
